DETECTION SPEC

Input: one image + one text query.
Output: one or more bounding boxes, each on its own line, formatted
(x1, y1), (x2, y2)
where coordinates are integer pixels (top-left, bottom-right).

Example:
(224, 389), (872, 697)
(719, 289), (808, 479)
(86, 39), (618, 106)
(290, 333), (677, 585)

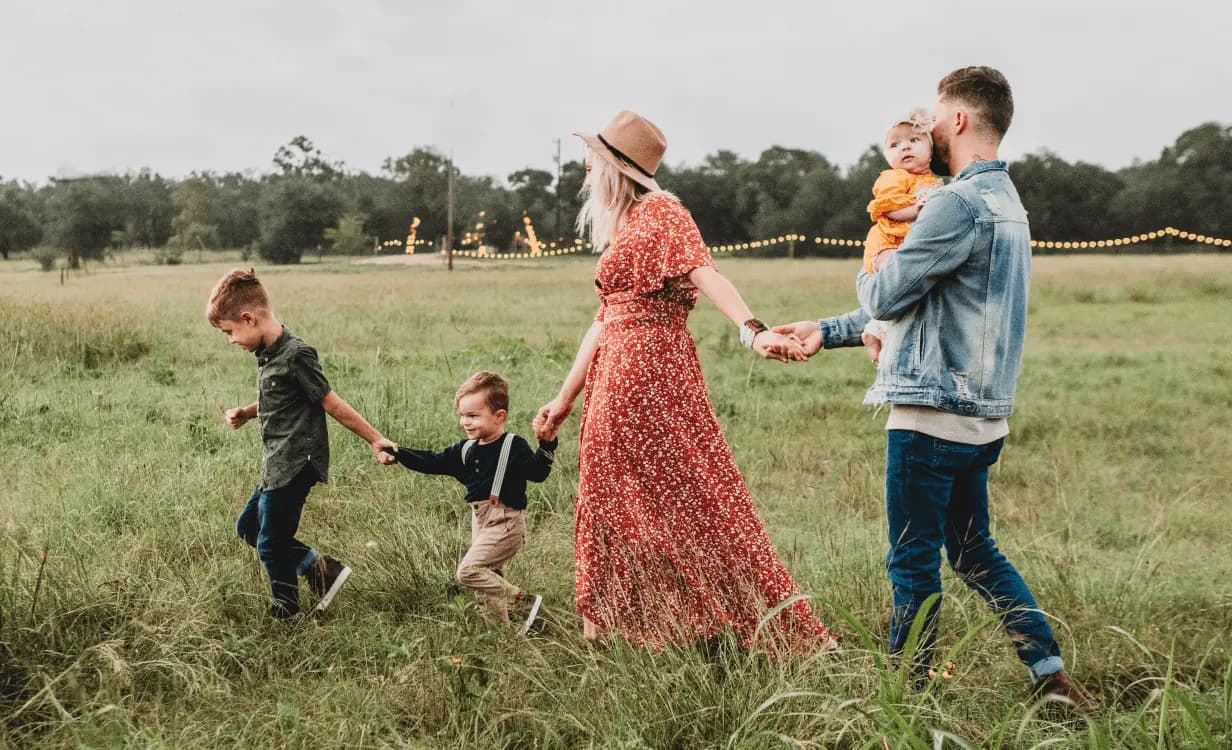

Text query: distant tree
(215, 172), (262, 248)
(1110, 123), (1232, 238)
(45, 176), (126, 264)
(824, 145), (887, 248)
(382, 148), (451, 241)
(667, 150), (757, 244)
(456, 175), (514, 249)
(0, 183), (43, 260)
(747, 147), (837, 240)
(258, 176), (342, 264)
(323, 213), (372, 255)
(273, 136), (344, 181)
(169, 174), (220, 249)
(122, 170), (175, 247)
(508, 168), (556, 237)
(1010, 152), (1124, 241)
(556, 160), (586, 240)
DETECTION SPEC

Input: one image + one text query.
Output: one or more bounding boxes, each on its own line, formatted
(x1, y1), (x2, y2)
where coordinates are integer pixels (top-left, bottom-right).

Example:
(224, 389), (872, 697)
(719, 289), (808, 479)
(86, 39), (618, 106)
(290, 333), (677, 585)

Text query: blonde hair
(455, 371), (509, 412)
(206, 267), (269, 325)
(575, 150), (671, 253)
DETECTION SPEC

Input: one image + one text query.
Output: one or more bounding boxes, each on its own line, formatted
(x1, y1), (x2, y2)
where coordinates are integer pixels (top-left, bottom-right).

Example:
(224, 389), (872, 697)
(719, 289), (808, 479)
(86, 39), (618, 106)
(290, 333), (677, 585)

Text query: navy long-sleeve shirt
(391, 434), (557, 510)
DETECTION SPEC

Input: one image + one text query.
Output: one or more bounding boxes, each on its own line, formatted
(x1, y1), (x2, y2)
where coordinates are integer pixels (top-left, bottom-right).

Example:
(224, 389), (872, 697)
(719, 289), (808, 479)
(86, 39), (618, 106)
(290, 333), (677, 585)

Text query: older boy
(207, 268), (395, 620)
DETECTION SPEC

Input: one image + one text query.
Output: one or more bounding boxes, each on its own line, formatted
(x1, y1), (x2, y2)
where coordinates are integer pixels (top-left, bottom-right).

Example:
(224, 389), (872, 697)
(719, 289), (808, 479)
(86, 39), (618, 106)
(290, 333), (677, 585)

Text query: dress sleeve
(626, 194), (714, 297)
(867, 170), (918, 220)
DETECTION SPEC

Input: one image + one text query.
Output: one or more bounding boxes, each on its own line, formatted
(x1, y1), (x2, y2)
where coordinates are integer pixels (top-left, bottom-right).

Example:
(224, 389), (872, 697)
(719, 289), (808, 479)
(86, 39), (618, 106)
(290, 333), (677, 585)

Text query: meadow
(1, 252), (1230, 748)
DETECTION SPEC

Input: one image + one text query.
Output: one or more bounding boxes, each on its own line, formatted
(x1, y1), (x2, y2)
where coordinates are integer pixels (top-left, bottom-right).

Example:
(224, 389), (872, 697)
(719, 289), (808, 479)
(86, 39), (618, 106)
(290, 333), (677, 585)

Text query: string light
(387, 225), (1232, 260)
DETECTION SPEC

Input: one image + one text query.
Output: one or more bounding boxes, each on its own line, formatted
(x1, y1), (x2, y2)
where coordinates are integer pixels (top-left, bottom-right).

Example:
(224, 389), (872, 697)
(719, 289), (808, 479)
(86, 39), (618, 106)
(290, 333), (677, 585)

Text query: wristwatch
(739, 317), (768, 348)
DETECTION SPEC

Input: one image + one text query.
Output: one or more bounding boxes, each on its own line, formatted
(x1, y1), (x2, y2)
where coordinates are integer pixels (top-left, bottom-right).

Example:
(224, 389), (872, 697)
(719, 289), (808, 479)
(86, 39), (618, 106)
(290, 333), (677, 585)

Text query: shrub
(31, 245), (60, 272)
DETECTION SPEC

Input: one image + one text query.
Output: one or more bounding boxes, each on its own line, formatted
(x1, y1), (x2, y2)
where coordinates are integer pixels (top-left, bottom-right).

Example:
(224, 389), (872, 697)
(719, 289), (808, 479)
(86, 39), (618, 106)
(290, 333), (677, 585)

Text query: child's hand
(871, 248), (897, 273)
(861, 331), (883, 366)
(372, 437), (398, 465)
(532, 412), (558, 442)
(225, 406), (250, 430)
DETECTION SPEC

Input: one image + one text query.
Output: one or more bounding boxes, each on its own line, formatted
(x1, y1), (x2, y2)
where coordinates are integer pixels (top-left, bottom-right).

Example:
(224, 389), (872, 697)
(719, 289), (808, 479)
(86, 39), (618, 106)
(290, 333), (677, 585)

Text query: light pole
(553, 137), (562, 240)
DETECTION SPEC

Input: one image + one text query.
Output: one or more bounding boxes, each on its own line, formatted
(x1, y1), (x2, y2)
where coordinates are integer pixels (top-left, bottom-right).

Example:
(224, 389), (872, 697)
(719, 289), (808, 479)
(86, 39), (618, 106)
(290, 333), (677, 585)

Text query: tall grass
(0, 255), (1229, 748)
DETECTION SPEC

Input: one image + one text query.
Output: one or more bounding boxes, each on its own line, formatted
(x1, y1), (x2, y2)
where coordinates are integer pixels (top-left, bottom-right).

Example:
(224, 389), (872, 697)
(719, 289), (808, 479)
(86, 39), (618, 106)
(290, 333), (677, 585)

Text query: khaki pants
(456, 502), (526, 621)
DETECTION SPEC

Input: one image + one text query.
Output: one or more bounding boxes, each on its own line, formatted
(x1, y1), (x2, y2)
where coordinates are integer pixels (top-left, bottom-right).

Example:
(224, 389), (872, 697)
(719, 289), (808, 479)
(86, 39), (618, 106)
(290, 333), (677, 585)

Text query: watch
(739, 317), (768, 348)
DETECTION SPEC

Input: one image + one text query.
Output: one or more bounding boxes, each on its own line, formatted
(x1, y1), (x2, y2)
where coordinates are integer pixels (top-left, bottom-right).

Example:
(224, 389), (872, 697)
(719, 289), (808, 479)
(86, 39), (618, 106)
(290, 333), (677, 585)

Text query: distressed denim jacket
(819, 161), (1030, 418)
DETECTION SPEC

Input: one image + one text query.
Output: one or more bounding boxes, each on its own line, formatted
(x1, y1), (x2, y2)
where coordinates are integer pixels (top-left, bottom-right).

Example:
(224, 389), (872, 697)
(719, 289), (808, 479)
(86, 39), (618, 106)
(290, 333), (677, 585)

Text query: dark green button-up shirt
(255, 327), (331, 490)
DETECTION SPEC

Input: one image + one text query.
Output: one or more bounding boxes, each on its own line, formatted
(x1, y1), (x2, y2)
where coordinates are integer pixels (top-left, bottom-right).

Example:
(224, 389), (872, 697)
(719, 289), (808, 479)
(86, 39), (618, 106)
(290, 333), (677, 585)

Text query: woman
(535, 111), (836, 651)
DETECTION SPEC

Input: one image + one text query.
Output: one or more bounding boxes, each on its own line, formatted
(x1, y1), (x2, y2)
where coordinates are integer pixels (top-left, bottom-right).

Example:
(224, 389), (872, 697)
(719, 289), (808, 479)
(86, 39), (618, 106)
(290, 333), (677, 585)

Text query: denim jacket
(819, 161), (1030, 418)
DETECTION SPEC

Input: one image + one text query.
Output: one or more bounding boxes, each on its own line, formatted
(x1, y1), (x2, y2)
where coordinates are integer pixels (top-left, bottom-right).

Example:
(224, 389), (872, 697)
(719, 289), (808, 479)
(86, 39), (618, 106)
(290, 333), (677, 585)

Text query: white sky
(2, 0), (1228, 184)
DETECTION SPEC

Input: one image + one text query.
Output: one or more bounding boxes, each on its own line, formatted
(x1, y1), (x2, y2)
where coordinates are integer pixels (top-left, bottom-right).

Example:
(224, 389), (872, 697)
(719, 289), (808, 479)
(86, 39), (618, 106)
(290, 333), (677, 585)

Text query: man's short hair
(206, 268), (269, 325)
(456, 371), (510, 412)
(937, 66), (1014, 139)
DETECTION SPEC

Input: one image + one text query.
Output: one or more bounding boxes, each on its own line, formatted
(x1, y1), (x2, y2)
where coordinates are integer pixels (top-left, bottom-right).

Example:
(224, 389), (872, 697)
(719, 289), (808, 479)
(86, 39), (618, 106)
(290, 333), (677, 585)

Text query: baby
(861, 109), (942, 364)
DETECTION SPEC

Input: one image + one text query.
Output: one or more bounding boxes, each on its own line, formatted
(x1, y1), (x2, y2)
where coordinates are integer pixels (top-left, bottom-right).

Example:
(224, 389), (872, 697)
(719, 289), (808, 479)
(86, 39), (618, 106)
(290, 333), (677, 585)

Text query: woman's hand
(534, 397), (574, 440)
(753, 331), (808, 362)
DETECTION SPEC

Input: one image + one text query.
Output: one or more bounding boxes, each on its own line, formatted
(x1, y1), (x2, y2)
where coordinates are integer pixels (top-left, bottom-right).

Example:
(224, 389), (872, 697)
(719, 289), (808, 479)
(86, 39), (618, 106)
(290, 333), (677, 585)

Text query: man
(778, 66), (1090, 706)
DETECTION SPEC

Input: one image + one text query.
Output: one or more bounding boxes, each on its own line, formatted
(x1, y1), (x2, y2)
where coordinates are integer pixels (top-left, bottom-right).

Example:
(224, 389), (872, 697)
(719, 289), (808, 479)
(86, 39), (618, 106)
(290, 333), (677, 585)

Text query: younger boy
(384, 372), (556, 634)
(207, 268), (396, 620)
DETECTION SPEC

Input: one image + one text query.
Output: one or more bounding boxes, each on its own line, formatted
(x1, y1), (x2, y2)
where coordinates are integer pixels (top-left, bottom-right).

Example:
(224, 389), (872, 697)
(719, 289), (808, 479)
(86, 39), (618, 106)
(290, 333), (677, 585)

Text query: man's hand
(770, 321), (822, 357)
(373, 437), (398, 464)
(861, 330), (883, 366)
(225, 406), (251, 430)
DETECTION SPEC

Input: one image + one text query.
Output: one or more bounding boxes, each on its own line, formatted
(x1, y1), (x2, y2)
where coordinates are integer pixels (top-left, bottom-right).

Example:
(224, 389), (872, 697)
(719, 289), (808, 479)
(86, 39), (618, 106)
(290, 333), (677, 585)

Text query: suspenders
(461, 433), (516, 506)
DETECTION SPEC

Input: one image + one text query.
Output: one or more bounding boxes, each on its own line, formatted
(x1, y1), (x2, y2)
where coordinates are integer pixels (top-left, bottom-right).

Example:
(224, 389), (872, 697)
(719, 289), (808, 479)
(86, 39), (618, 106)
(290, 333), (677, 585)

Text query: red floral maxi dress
(575, 193), (835, 651)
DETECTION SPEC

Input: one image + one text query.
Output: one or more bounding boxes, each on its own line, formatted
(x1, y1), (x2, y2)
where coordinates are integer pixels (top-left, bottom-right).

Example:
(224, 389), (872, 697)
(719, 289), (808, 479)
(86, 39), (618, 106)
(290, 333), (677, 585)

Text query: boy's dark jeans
(236, 465), (319, 617)
(885, 430), (1063, 682)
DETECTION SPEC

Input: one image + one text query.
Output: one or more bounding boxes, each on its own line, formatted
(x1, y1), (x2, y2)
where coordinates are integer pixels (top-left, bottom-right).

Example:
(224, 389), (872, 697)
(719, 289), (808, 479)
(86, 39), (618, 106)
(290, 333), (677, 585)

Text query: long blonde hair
(576, 149), (670, 252)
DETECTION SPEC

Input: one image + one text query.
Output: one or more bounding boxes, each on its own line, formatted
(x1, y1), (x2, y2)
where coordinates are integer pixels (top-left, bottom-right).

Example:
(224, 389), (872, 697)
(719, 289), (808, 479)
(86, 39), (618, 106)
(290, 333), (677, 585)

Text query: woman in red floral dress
(536, 112), (837, 652)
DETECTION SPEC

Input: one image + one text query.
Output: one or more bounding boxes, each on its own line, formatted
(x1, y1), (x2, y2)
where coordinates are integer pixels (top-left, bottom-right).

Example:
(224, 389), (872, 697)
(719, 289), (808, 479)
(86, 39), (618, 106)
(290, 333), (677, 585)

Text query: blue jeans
(236, 465), (320, 617)
(885, 430), (1063, 682)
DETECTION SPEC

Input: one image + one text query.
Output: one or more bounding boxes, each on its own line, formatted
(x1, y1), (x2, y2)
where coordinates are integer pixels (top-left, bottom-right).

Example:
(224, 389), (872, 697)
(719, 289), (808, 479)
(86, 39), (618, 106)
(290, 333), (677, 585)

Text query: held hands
(372, 437), (398, 465)
(533, 397), (572, 442)
(752, 330), (809, 363)
(768, 321), (823, 358)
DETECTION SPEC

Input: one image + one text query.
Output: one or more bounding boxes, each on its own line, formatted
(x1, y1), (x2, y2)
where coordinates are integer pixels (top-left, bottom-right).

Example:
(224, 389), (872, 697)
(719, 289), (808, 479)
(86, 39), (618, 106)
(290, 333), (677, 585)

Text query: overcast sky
(2, 1), (1228, 184)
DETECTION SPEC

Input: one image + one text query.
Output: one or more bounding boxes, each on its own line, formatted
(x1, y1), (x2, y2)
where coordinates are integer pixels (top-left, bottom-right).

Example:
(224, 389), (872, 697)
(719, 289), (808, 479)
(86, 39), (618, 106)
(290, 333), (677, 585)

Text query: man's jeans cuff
(1028, 656), (1065, 683)
(297, 548), (320, 576)
(818, 319), (841, 350)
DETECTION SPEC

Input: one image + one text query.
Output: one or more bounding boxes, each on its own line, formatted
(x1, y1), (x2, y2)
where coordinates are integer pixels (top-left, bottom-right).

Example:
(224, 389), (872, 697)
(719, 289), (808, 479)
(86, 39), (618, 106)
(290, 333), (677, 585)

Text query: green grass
(1, 253), (1230, 748)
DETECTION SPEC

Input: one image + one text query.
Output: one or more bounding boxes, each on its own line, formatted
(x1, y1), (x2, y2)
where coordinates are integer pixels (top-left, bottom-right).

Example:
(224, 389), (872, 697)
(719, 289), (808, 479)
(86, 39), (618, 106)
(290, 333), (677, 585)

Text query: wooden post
(446, 154), (455, 271)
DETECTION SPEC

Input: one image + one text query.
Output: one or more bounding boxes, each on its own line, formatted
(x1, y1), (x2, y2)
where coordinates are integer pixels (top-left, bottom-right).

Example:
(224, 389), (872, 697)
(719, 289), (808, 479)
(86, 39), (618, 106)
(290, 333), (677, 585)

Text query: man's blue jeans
(236, 465), (320, 618)
(885, 430), (1063, 682)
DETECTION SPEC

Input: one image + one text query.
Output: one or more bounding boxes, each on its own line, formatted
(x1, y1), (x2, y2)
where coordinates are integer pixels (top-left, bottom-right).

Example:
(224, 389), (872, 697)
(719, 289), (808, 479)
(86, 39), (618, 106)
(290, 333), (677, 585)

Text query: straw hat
(574, 110), (665, 191)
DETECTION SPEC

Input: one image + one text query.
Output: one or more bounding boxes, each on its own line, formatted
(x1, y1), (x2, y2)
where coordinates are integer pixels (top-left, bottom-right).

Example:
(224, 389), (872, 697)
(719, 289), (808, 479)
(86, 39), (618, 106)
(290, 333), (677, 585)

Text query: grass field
(1, 253), (1230, 748)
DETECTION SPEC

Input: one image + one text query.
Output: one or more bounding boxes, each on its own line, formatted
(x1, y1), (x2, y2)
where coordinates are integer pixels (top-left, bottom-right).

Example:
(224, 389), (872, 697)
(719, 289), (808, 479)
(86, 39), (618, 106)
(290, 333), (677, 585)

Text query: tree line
(2, 124), (1230, 267)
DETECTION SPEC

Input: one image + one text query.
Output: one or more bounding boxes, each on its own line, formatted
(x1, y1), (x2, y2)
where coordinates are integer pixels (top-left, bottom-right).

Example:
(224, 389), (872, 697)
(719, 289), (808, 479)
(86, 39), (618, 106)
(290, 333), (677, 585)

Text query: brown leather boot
(1034, 670), (1096, 712)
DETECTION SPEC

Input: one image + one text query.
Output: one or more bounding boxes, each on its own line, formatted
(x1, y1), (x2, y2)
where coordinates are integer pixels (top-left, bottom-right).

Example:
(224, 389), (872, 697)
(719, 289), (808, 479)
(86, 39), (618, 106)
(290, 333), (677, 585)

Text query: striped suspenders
(461, 433), (516, 506)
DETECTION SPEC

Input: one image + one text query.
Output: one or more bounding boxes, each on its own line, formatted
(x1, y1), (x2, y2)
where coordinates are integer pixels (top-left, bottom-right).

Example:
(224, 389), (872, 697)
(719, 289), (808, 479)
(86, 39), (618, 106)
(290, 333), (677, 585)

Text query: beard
(930, 135), (952, 177)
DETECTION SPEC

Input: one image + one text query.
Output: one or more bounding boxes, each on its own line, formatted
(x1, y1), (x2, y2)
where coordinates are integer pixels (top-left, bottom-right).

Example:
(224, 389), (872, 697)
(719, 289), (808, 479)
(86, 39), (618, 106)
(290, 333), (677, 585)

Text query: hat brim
(573, 131), (660, 192)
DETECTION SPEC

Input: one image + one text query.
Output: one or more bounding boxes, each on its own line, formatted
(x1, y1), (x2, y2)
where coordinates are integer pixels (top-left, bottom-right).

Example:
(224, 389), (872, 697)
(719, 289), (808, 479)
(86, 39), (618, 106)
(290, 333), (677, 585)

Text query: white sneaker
(516, 593), (543, 635)
(312, 558), (352, 613)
